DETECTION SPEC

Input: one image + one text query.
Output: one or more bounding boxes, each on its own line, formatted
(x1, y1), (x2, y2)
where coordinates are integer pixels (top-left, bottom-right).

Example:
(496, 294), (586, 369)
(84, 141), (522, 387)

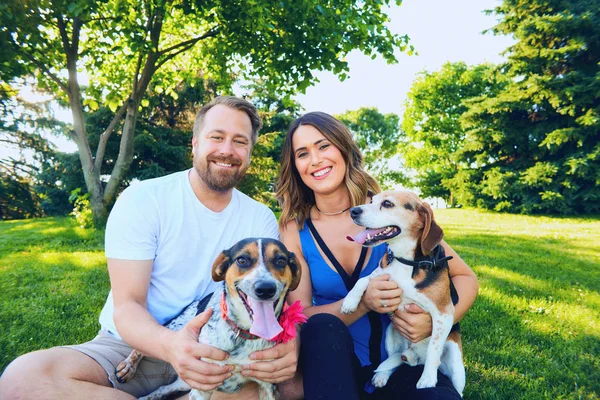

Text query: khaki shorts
(63, 330), (180, 398)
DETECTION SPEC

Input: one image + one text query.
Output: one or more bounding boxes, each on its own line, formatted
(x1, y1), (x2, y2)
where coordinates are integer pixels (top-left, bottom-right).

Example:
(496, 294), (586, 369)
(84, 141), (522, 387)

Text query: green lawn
(1, 210), (599, 399)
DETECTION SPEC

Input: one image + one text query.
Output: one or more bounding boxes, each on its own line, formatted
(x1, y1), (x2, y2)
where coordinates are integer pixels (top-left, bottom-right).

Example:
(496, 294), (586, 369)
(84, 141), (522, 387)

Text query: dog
(341, 190), (465, 395)
(115, 238), (301, 400)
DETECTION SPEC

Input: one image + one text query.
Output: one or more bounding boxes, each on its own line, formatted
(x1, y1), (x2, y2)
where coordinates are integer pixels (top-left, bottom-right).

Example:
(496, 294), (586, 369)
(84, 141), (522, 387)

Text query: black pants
(300, 313), (462, 400)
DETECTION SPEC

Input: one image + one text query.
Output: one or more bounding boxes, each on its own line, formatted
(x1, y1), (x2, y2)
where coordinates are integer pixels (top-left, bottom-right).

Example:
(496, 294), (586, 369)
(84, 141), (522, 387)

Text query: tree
(401, 62), (508, 206)
(336, 107), (407, 189)
(3, 0), (410, 226)
(459, 0), (600, 214)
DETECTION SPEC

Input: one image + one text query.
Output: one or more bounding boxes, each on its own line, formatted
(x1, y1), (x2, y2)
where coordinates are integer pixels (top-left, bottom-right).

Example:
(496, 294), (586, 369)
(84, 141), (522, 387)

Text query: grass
(1, 210), (599, 399)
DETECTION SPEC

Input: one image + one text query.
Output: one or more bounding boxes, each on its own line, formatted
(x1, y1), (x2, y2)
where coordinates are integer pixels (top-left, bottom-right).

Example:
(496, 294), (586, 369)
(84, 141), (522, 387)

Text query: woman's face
(291, 124), (347, 196)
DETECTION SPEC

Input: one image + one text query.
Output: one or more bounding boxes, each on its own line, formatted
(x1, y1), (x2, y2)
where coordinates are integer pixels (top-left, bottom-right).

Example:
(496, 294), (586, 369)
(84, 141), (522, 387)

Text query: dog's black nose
(350, 207), (363, 219)
(254, 281), (277, 300)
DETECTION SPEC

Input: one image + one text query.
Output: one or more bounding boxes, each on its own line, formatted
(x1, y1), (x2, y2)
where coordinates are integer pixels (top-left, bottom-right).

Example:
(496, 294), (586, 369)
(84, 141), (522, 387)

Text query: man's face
(192, 104), (253, 193)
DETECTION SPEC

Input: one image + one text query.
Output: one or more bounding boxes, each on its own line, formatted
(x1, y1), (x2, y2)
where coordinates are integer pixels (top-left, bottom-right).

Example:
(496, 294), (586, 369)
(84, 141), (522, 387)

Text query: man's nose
(219, 138), (234, 154)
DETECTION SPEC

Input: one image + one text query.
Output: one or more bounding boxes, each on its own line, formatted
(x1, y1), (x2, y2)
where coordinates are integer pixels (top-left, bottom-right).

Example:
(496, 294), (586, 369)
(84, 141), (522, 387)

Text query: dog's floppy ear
(288, 252), (302, 291)
(419, 201), (444, 256)
(212, 251), (231, 282)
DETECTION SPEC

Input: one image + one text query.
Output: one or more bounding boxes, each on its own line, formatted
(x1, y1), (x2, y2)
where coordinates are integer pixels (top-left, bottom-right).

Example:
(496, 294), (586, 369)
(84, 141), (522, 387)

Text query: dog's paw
(341, 298), (359, 314)
(115, 361), (136, 383)
(416, 373), (438, 389)
(372, 371), (392, 388)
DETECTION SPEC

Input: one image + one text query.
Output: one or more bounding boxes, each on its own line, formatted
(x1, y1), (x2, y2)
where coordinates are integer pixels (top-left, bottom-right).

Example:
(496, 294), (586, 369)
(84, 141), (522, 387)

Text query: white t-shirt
(99, 169), (279, 338)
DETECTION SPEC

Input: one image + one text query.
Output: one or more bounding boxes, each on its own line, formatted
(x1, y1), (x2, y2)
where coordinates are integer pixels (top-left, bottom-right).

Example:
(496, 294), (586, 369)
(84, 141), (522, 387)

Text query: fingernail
(250, 354), (256, 360)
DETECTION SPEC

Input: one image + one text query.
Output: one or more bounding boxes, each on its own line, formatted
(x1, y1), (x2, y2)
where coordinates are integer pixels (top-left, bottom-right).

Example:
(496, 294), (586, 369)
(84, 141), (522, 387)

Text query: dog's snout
(254, 281), (277, 300)
(350, 207), (363, 219)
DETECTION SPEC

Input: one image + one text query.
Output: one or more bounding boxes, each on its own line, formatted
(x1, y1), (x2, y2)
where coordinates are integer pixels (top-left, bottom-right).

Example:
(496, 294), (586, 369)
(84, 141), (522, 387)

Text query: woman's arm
(392, 240), (479, 343)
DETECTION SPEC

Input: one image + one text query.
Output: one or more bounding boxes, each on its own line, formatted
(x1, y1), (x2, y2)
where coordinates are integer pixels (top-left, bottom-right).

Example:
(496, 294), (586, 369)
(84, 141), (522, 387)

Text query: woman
(276, 112), (478, 399)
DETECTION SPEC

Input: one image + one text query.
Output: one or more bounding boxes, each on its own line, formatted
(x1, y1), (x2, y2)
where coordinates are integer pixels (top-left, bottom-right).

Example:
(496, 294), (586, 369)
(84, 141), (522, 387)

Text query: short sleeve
(105, 185), (158, 260)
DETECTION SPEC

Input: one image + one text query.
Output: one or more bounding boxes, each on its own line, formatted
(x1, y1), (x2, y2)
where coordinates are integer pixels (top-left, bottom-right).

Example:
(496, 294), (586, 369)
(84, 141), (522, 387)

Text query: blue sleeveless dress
(299, 221), (391, 367)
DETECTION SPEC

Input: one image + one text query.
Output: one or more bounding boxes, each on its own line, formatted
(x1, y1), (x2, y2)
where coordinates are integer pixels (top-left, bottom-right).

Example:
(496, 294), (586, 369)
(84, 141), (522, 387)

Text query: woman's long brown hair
(276, 112), (380, 230)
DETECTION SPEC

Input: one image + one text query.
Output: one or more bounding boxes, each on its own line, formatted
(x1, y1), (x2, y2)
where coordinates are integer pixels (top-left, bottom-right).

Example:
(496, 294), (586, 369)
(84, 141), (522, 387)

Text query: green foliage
(69, 189), (94, 229)
(1, 0), (411, 224)
(401, 62), (508, 205)
(460, 0), (600, 214)
(336, 107), (407, 188)
(2, 211), (599, 399)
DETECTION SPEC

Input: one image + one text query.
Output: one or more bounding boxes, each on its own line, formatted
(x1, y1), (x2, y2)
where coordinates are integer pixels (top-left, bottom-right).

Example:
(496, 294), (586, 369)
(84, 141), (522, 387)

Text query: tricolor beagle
(115, 238), (301, 400)
(341, 190), (465, 396)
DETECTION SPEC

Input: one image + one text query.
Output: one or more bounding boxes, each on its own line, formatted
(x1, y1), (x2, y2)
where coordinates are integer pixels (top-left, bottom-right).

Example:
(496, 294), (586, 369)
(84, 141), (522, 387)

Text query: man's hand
(165, 308), (234, 391)
(361, 274), (403, 314)
(392, 303), (432, 343)
(241, 337), (299, 383)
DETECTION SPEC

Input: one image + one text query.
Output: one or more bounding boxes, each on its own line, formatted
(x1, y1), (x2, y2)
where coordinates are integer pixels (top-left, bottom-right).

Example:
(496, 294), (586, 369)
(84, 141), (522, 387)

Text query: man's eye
(211, 136), (223, 141)
(234, 139), (248, 146)
(381, 200), (394, 208)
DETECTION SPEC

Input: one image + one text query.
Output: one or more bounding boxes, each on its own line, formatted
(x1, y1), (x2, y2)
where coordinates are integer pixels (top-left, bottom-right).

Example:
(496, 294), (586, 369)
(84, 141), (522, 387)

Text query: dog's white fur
(341, 190), (465, 395)
(115, 238), (300, 400)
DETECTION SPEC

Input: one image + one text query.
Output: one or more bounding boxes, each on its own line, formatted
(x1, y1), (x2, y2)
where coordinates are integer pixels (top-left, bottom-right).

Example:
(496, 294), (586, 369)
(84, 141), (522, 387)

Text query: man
(0, 96), (298, 400)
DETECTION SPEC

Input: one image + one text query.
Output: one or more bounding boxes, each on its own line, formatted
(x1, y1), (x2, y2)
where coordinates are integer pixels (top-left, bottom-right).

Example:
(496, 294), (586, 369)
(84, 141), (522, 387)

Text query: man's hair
(192, 96), (262, 144)
(276, 111), (380, 230)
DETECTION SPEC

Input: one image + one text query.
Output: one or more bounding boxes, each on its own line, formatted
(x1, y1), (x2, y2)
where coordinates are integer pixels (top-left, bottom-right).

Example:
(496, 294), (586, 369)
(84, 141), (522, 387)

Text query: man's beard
(194, 155), (248, 193)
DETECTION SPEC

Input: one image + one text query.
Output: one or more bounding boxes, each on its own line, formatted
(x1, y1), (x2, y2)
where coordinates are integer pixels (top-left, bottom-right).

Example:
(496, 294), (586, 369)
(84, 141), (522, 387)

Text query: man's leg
(0, 348), (135, 400)
(173, 382), (261, 400)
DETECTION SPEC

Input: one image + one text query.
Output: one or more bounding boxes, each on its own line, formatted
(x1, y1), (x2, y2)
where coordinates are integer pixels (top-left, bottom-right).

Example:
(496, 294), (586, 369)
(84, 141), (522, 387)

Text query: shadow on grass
(447, 233), (600, 294)
(0, 260), (110, 372)
(463, 293), (600, 399)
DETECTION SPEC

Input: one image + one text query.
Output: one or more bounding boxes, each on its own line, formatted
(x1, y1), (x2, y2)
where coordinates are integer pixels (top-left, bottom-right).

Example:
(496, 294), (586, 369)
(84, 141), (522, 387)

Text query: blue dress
(299, 220), (391, 367)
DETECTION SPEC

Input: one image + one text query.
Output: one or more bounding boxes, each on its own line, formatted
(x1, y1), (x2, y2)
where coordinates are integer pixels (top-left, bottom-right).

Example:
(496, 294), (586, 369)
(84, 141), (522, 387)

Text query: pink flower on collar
(271, 300), (308, 344)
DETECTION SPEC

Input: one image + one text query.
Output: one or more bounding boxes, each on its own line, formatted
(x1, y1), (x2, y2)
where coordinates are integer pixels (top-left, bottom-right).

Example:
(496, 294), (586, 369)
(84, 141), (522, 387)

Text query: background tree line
(1, 0), (598, 223)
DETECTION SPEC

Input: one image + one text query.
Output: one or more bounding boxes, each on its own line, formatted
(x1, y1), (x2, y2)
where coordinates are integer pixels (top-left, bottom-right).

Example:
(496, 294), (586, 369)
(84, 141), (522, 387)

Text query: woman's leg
(373, 364), (462, 400)
(300, 313), (362, 400)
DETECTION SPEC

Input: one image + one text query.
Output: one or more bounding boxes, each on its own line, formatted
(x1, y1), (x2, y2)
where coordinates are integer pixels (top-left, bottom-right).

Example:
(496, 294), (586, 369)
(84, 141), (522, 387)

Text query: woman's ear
(419, 201), (444, 256)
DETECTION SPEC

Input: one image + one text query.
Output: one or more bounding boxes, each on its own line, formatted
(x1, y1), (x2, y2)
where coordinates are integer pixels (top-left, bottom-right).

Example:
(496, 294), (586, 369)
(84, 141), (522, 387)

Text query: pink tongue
(347, 228), (387, 244)
(248, 297), (283, 340)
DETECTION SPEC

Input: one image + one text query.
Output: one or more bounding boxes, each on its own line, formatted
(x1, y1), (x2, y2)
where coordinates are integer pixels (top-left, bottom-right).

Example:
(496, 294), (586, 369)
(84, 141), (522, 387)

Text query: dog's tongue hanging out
(247, 297), (283, 340)
(347, 228), (387, 244)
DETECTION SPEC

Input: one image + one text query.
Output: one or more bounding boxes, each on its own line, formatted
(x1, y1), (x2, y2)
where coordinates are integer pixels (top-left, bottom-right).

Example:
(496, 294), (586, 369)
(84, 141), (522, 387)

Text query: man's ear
(288, 252), (302, 291)
(212, 251), (231, 282)
(419, 201), (444, 256)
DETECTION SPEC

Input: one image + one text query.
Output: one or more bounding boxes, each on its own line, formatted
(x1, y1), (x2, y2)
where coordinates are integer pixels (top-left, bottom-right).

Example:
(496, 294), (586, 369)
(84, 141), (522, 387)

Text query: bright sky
(295, 0), (515, 115)
(20, 0), (514, 154)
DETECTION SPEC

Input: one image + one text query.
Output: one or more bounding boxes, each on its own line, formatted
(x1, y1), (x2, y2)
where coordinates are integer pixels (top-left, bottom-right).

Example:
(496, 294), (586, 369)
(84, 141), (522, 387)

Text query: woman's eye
(320, 144), (330, 150)
(381, 200), (394, 208)
(297, 152), (307, 159)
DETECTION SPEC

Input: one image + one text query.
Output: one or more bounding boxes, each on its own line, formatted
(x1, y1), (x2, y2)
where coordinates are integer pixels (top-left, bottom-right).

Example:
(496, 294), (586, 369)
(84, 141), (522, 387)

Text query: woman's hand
(361, 274), (402, 314)
(392, 304), (432, 343)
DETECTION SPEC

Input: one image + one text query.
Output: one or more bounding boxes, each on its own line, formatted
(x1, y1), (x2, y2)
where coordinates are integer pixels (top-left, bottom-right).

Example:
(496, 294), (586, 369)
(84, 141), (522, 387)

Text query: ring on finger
(381, 299), (387, 308)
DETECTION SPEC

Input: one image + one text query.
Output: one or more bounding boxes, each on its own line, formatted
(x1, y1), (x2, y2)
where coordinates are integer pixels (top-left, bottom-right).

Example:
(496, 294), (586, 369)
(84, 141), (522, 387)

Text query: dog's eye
(381, 200), (394, 209)
(274, 256), (287, 268)
(236, 256), (250, 267)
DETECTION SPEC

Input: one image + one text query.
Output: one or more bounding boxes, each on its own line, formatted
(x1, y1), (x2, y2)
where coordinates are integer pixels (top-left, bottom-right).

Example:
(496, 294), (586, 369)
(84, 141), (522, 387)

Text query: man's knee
(0, 348), (109, 398)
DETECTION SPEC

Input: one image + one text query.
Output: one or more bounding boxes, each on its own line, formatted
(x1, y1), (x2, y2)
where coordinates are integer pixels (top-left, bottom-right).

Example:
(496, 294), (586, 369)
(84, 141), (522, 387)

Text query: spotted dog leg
(115, 349), (143, 383)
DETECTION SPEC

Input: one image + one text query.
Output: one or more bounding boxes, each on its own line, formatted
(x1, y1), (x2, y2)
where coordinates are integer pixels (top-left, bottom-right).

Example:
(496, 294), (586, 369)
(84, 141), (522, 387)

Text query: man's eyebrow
(294, 139), (327, 154)
(206, 129), (226, 135)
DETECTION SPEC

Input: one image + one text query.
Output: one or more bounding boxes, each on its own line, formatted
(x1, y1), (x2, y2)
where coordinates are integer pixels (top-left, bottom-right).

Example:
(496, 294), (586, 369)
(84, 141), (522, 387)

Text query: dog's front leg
(341, 267), (384, 314)
(257, 381), (277, 400)
(188, 388), (212, 400)
(416, 308), (454, 390)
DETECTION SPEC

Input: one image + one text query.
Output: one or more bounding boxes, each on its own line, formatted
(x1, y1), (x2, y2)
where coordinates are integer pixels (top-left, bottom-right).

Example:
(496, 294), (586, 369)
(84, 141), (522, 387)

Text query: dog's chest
(388, 261), (432, 308)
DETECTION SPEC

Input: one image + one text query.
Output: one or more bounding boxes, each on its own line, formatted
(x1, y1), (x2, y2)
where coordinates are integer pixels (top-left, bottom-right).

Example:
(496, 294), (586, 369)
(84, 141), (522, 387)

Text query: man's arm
(107, 258), (234, 391)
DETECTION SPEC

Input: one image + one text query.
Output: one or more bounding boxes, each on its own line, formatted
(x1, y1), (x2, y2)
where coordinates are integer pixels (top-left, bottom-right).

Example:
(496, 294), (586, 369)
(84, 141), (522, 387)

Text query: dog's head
(211, 238), (301, 338)
(347, 190), (443, 257)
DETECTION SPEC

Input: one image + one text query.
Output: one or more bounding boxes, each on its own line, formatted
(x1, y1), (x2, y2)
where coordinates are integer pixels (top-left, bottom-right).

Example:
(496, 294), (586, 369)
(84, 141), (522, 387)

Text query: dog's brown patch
(262, 241), (301, 291)
(413, 267), (452, 311)
(447, 330), (463, 353)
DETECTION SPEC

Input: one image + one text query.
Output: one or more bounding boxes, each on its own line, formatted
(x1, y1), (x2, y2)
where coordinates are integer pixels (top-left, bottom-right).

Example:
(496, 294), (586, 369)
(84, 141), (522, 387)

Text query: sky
(295, 0), (515, 116)
(18, 0), (515, 154)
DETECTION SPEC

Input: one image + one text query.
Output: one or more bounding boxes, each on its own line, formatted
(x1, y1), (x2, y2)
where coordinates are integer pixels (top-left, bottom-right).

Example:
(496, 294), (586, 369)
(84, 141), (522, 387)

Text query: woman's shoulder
(280, 219), (302, 246)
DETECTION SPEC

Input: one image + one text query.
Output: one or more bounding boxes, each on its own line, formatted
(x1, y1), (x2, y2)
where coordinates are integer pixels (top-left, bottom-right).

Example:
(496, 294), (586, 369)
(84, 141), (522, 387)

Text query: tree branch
(94, 100), (130, 171)
(158, 27), (220, 59)
(16, 48), (69, 93)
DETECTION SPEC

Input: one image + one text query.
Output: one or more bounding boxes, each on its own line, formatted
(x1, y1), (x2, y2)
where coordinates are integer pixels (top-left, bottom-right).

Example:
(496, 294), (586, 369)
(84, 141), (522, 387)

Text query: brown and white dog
(341, 190), (465, 395)
(115, 238), (301, 400)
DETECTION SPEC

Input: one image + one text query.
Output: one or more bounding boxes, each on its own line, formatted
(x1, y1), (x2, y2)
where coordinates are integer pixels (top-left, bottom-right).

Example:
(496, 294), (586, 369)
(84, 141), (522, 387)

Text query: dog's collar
(386, 248), (453, 270)
(220, 291), (261, 340)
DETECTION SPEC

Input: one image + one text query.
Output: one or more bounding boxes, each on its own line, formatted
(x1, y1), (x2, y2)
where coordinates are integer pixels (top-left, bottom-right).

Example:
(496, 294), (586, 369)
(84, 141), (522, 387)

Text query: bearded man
(0, 97), (299, 400)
